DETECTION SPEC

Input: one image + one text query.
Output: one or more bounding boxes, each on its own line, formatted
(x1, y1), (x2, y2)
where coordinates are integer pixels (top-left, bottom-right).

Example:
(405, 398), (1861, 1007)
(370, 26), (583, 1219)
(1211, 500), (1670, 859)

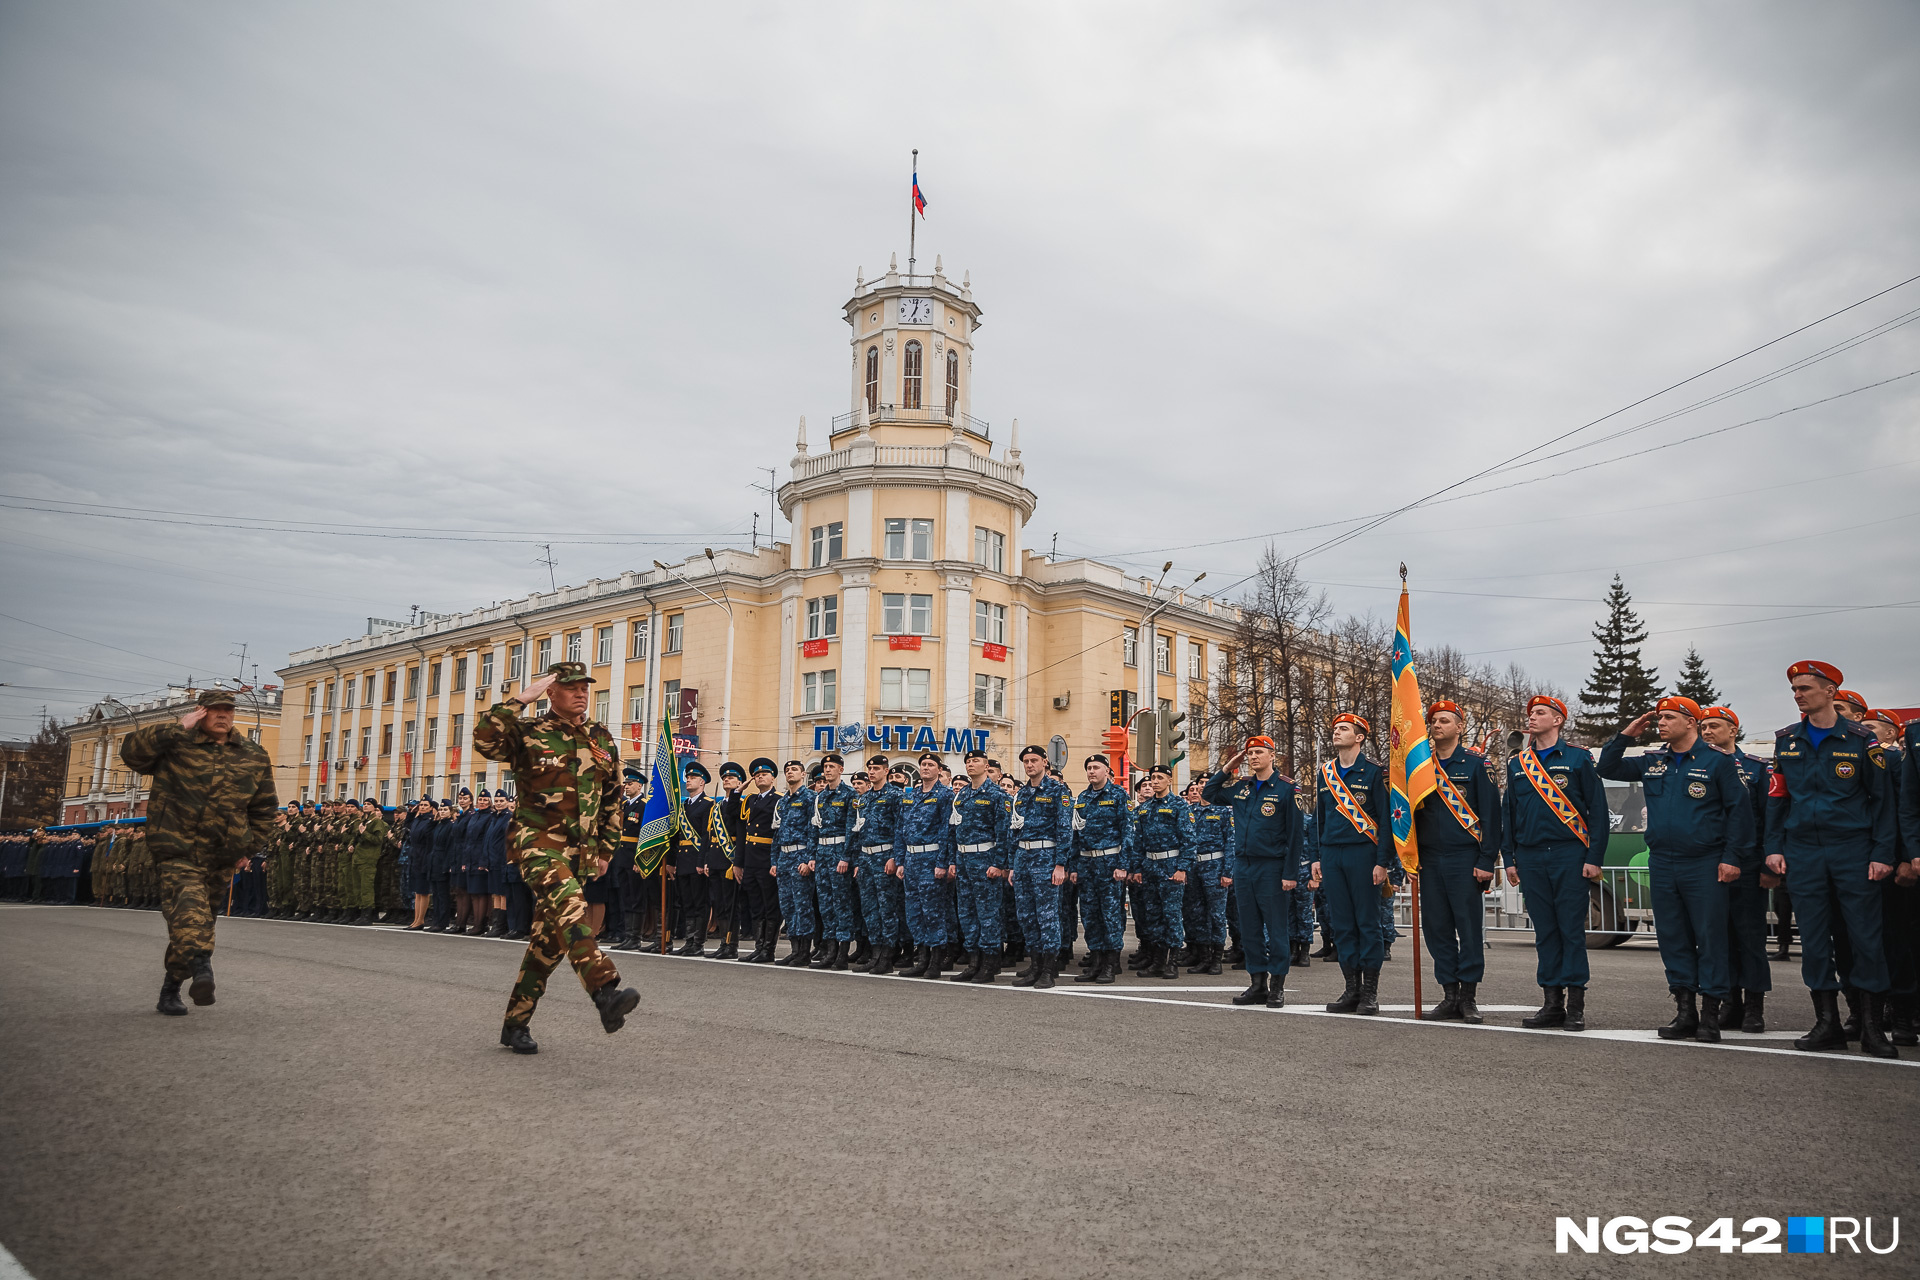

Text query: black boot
(927, 944), (953, 978)
(1521, 986), (1565, 1029)
(1266, 972), (1286, 1008)
(870, 945), (897, 976)
(1201, 943), (1223, 976)
(1357, 968), (1380, 1015)
(1231, 972), (1268, 1006)
(790, 936), (816, 967)
(1057, 945), (1073, 970)
(1564, 986), (1586, 1032)
(1185, 944), (1208, 975)
(1034, 955), (1056, 990)
(848, 937), (871, 966)
(1841, 988), (1865, 1042)
(1741, 989), (1766, 1034)
(1861, 995), (1899, 1059)
(830, 939), (852, 971)
(1226, 942), (1246, 970)
(1717, 991), (1744, 1031)
(156, 977), (188, 1016)
(187, 956), (216, 1007)
(1889, 993), (1917, 1046)
(1012, 949), (1042, 987)
(1795, 990), (1847, 1051)
(1157, 945), (1181, 980)
(750, 921), (779, 963)
(673, 929), (703, 957)
(971, 951), (1001, 985)
(1458, 981), (1483, 1024)
(1697, 995), (1722, 1043)
(808, 937), (834, 969)
(591, 980), (640, 1034)
(1093, 949), (1117, 984)
(900, 945), (931, 977)
(948, 947), (979, 982)
(500, 1021), (538, 1054)
(1325, 966), (1361, 1013)
(1074, 950), (1103, 983)
(489, 909), (509, 938)
(1658, 988), (1698, 1040)
(1423, 982), (1462, 1021)
(1311, 933), (1337, 960)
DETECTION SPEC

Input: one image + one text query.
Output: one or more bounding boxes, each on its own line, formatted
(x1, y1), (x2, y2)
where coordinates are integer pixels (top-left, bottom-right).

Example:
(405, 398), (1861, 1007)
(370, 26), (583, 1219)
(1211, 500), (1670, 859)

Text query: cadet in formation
(1315, 713), (1395, 1016)
(1203, 734), (1306, 1009)
(1129, 764), (1194, 981)
(1414, 700), (1501, 1024)
(1008, 745), (1073, 988)
(1699, 705), (1772, 1033)
(948, 749), (1012, 983)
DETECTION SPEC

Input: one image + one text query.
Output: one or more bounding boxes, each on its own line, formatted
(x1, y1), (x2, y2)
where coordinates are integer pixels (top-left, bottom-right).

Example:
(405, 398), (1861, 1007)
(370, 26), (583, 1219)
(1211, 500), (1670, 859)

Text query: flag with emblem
(1388, 574), (1436, 874)
(635, 711), (683, 878)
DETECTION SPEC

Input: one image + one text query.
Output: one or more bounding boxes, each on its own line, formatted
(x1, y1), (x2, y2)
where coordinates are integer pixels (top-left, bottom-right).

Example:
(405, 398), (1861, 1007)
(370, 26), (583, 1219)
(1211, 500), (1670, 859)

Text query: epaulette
(1775, 723), (1798, 738)
(1842, 719), (1877, 740)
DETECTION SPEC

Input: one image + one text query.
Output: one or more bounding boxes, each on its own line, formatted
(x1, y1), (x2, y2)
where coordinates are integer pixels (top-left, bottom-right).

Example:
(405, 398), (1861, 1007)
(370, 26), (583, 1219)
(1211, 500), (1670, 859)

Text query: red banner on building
(630, 724), (645, 753)
(317, 760), (328, 784)
(448, 746), (461, 774)
(400, 751), (412, 778)
(889, 635), (922, 651)
(801, 638), (829, 658)
(982, 643), (1007, 662)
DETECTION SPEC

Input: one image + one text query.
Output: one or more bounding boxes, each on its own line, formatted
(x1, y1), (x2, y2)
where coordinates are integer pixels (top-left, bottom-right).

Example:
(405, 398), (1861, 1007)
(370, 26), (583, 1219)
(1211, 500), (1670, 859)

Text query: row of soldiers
(255, 797), (402, 923)
(0, 828), (121, 903)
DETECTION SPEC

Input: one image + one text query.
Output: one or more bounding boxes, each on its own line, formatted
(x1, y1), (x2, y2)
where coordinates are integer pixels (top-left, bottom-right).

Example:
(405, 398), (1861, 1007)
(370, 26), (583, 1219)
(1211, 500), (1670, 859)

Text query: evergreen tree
(1673, 645), (1720, 706)
(1575, 575), (1664, 743)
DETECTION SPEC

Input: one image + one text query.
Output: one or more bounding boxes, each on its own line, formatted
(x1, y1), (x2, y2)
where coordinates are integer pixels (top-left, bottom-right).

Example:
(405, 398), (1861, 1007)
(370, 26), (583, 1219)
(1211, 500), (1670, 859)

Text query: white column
(944, 571), (973, 733)
(944, 489), (971, 562)
(840, 572), (871, 723)
(1013, 602), (1030, 749)
(789, 500), (807, 571)
(778, 584), (801, 759)
(845, 488), (874, 558)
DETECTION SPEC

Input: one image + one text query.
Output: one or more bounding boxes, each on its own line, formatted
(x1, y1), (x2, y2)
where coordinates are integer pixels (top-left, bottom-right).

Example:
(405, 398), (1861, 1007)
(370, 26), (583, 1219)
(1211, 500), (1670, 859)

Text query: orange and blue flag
(912, 170), (927, 218)
(1388, 578), (1436, 874)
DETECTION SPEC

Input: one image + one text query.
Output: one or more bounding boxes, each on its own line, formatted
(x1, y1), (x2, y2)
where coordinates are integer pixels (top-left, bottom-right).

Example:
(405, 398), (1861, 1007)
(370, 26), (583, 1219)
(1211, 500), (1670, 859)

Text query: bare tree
(1192, 545), (1330, 779)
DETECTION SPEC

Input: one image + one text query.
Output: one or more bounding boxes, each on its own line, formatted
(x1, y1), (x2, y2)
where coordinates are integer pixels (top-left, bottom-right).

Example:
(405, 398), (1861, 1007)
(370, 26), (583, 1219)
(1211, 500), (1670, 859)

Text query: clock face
(898, 297), (933, 325)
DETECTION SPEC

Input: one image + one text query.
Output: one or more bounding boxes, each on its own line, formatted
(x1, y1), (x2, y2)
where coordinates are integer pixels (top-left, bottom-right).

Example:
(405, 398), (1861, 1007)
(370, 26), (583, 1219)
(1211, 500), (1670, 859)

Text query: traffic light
(1161, 710), (1188, 768)
(1135, 710), (1157, 770)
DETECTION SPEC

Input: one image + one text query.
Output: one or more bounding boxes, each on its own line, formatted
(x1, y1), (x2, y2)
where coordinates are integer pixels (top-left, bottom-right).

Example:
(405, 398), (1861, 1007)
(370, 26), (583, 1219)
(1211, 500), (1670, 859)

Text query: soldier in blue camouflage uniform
(1008, 745), (1074, 988)
(895, 753), (955, 977)
(948, 750), (1012, 984)
(771, 760), (818, 966)
(1070, 754), (1135, 984)
(1290, 812), (1319, 967)
(1132, 765), (1195, 980)
(807, 752), (859, 970)
(1380, 864), (1404, 962)
(1183, 780), (1231, 975)
(851, 754), (907, 974)
(471, 662), (640, 1055)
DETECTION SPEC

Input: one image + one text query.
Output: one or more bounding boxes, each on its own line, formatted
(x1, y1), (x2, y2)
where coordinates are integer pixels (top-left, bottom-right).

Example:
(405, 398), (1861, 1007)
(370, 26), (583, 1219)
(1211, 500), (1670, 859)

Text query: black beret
(1084, 753), (1110, 768)
(1149, 763), (1173, 777)
(821, 752), (843, 765)
(1019, 744), (1047, 760)
(784, 759), (805, 772)
(866, 754), (889, 767)
(964, 748), (988, 761)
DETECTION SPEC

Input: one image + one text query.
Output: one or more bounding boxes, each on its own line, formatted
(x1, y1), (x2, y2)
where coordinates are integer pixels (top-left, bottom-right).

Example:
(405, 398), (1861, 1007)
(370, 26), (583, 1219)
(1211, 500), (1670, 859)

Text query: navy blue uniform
(1721, 749), (1773, 995)
(950, 780), (1012, 953)
(1132, 790), (1195, 953)
(896, 782), (952, 949)
(1767, 717), (1897, 994)
(1314, 755), (1395, 973)
(1599, 734), (1753, 999)
(1203, 768), (1306, 979)
(773, 786), (817, 940)
(1412, 746), (1502, 985)
(1011, 775), (1073, 956)
(1502, 740), (1609, 990)
(1185, 800), (1233, 948)
(810, 782), (859, 944)
(1071, 781), (1134, 953)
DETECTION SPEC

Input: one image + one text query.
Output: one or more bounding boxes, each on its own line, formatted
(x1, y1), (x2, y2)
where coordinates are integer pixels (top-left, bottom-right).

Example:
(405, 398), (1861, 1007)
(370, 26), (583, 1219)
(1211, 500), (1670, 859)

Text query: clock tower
(838, 252), (985, 446)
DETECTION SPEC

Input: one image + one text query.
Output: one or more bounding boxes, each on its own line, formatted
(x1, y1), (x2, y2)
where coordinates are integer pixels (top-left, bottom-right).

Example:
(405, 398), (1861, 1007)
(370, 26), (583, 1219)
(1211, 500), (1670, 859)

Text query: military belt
(815, 836), (846, 846)
(780, 843), (807, 853)
(861, 843), (892, 855)
(746, 835), (772, 844)
(906, 843), (944, 854)
(1196, 851), (1224, 862)
(957, 841), (996, 854)
(1081, 846), (1121, 858)
(1144, 849), (1179, 861)
(1016, 839), (1055, 849)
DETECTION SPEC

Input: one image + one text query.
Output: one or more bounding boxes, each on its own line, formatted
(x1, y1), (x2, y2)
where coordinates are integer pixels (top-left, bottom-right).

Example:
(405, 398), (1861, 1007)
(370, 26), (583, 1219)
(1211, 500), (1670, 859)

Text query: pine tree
(1673, 645), (1719, 706)
(1575, 575), (1664, 743)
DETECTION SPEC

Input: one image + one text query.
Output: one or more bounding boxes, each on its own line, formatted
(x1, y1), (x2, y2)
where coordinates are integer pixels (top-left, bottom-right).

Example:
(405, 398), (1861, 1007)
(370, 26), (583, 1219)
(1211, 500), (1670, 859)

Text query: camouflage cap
(197, 688), (237, 709)
(546, 661), (594, 685)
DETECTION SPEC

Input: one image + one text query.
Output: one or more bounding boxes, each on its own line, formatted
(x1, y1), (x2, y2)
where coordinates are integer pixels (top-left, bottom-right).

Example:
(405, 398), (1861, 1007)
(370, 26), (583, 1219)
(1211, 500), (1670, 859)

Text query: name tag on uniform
(1645, 764), (1667, 777)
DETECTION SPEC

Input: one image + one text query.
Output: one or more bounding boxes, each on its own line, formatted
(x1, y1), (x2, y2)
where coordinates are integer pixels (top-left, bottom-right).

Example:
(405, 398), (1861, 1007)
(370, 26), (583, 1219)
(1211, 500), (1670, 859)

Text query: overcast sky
(3, 1), (1917, 740)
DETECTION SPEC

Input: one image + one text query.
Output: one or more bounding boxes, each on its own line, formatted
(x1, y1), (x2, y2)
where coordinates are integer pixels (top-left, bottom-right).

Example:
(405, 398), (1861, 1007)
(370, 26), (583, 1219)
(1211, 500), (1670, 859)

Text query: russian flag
(912, 170), (927, 218)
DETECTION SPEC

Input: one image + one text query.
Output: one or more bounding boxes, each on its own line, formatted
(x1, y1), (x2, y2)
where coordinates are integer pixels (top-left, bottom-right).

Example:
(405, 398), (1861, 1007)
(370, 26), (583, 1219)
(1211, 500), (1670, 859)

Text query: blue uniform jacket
(1765, 717), (1895, 864)
(403, 815), (435, 875)
(1203, 769), (1306, 880)
(1896, 720), (1919, 862)
(428, 818), (457, 877)
(949, 781), (1012, 866)
(484, 808), (510, 876)
(810, 782), (858, 863)
(1191, 803), (1234, 872)
(1501, 740), (1610, 863)
(1133, 792), (1195, 875)
(1727, 751), (1769, 874)
(894, 782), (953, 863)
(774, 787), (815, 869)
(1314, 755), (1395, 867)
(1011, 775), (1074, 870)
(1598, 734), (1753, 864)
(1071, 781), (1134, 875)
(852, 782), (907, 858)
(1413, 747), (1502, 870)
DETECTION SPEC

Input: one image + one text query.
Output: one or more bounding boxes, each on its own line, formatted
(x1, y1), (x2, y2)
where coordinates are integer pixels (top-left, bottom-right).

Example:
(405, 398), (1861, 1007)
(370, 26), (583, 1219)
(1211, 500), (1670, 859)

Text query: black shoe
(1796, 989), (1848, 1051)
(705, 939), (733, 960)
(187, 957), (216, 1006)
(1841, 988), (1865, 1042)
(830, 939), (852, 971)
(1156, 947), (1180, 980)
(1202, 943), (1223, 976)
(1325, 966), (1361, 1014)
(673, 938), (703, 957)
(1093, 949), (1117, 984)
(1266, 975), (1285, 1009)
(1231, 973), (1269, 1006)
(848, 939), (871, 966)
(1057, 946), (1073, 970)
(1521, 986), (1565, 1029)
(785, 936), (814, 967)
(1012, 953), (1041, 987)
(1381, 945), (1393, 963)
(1889, 994), (1917, 1046)
(1034, 956), (1056, 990)
(1074, 951), (1103, 983)
(1357, 969), (1380, 1016)
(971, 953), (1001, 985)
(1772, 941), (1791, 961)
(592, 981), (640, 1033)
(157, 977), (188, 1016)
(1697, 995), (1723, 1043)
(1458, 981), (1483, 1024)
(1658, 988), (1698, 1040)
(500, 1021), (538, 1054)
(1718, 992), (1744, 1030)
(950, 947), (981, 982)
(926, 944), (953, 978)
(1226, 943), (1247, 970)
(1311, 938), (1337, 959)
(870, 945), (897, 976)
(1741, 989), (1767, 1034)
(1861, 994), (1899, 1059)
(1424, 982), (1462, 1021)
(896, 945), (927, 977)
(1564, 986), (1587, 1032)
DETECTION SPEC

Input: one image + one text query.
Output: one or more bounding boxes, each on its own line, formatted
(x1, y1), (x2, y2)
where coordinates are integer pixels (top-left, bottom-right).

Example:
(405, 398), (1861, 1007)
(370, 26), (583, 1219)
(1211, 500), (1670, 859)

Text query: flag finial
(1399, 562), (1408, 583)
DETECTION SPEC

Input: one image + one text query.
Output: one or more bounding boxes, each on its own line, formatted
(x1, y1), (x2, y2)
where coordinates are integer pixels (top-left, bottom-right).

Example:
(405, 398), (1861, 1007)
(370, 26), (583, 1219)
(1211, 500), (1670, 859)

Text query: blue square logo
(1788, 1217), (1825, 1254)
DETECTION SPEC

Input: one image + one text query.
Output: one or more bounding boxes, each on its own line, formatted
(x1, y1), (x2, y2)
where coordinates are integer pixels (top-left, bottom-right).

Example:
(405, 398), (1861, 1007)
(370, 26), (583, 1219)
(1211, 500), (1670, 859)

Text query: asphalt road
(3, 904), (1916, 1280)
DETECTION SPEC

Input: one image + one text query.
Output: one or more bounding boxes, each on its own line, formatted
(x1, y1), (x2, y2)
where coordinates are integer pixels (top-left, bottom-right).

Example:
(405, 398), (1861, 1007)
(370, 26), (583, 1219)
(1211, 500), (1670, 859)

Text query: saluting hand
(179, 707), (206, 730)
(1223, 748), (1247, 774)
(514, 674), (558, 705)
(1621, 711), (1656, 738)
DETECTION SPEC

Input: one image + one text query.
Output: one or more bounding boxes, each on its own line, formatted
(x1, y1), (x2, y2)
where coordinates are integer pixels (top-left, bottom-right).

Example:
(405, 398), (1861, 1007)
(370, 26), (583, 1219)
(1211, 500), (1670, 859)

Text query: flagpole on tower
(909, 148), (918, 279)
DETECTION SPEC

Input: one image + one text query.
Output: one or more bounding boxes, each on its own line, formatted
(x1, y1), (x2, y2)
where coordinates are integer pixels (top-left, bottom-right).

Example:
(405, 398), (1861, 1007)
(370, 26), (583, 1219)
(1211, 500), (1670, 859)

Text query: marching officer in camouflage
(471, 662), (640, 1055)
(118, 688), (278, 1016)
(1315, 713), (1395, 1015)
(772, 760), (819, 966)
(1132, 764), (1195, 981)
(1413, 700), (1501, 1023)
(807, 752), (859, 970)
(1008, 744), (1073, 989)
(1699, 706), (1773, 1032)
(949, 749), (1012, 983)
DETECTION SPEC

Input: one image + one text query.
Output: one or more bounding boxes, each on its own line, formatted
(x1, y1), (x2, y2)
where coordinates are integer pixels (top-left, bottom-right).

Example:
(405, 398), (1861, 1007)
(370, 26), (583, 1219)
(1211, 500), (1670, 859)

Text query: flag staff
(908, 148), (918, 278)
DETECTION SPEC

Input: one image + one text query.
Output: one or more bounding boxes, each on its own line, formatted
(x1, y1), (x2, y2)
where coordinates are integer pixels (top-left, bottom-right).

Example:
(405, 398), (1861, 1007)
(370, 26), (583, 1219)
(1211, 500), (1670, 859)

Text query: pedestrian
(471, 661), (639, 1055)
(117, 688), (278, 1016)
(1314, 713), (1395, 1015)
(1413, 701), (1501, 1024)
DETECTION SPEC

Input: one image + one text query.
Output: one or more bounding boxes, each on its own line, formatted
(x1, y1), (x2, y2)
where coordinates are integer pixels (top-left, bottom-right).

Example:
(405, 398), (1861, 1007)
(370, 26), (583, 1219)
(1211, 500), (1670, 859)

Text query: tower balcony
(830, 403), (990, 439)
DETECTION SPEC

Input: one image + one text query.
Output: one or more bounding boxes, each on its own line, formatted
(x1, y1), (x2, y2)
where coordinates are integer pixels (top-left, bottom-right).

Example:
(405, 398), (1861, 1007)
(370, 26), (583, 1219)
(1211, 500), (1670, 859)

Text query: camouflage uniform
(346, 808), (387, 914)
(471, 663), (624, 1028)
(376, 811), (407, 915)
(118, 691), (278, 980)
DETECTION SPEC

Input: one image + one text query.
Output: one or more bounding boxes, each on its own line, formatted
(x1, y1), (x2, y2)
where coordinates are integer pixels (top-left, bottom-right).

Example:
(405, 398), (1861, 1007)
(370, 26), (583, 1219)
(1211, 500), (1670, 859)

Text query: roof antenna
(534, 544), (558, 591)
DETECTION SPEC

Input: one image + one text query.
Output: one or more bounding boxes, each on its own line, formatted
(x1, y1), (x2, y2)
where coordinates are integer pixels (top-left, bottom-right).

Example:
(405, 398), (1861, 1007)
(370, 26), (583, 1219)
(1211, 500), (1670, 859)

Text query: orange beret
(1527, 695), (1568, 720)
(1656, 696), (1703, 720)
(1244, 735), (1275, 751)
(1331, 712), (1370, 735)
(1701, 705), (1739, 727)
(1867, 708), (1902, 727)
(1835, 688), (1869, 712)
(1786, 660), (1843, 685)
(1427, 700), (1462, 720)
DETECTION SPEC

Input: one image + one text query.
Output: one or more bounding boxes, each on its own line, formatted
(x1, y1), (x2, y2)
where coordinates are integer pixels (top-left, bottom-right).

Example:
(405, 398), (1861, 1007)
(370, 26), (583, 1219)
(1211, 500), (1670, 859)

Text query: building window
(400, 779), (414, 804)
(342, 681), (354, 710)
(383, 671), (397, 703)
(974, 601), (1007, 644)
(879, 667), (931, 713)
(882, 593), (934, 635)
(974, 527), (1004, 573)
(663, 678), (680, 721)
(802, 670), (837, 714)
(429, 661), (443, 696)
(882, 517), (933, 560)
(508, 644), (523, 682)
(479, 651), (494, 690)
(902, 340), (923, 409)
(865, 346), (879, 413)
(809, 522), (844, 567)
(1122, 626), (1138, 668)
(337, 728), (350, 758)
(324, 682), (335, 710)
(426, 719), (439, 751)
(359, 726), (373, 757)
(363, 674), (376, 704)
(593, 689), (610, 723)
(974, 673), (1006, 718)
(806, 595), (838, 640)
(381, 724), (393, 755)
(403, 720), (417, 752)
(406, 666), (420, 700)
(379, 780), (390, 806)
(630, 619), (650, 659)
(306, 685), (318, 713)
(1188, 641), (1204, 680)
(302, 734), (313, 763)
(946, 347), (959, 416)
(629, 684), (647, 722)
(565, 631), (582, 664)
(452, 657), (467, 692)
(1155, 632), (1171, 674)
(665, 615), (683, 654)
(596, 625), (613, 666)
(450, 713), (464, 747)
(537, 637), (552, 671)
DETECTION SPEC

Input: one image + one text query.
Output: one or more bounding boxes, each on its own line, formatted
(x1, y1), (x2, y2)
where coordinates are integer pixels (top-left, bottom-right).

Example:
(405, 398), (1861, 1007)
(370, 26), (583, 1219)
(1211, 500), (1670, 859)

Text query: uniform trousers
(855, 851), (901, 945)
(1143, 869), (1186, 950)
(1884, 878), (1920, 998)
(1076, 857), (1127, 951)
(775, 865), (816, 938)
(1057, 877), (1079, 948)
(901, 855), (947, 947)
(156, 857), (235, 979)
(955, 854), (1006, 952)
(1186, 855), (1229, 945)
(1231, 857), (1293, 978)
(815, 846), (855, 942)
(503, 846), (619, 1027)
(1784, 840), (1889, 994)
(1418, 853), (1487, 984)
(1649, 851), (1731, 998)
(505, 874), (533, 935)
(738, 863), (777, 930)
(345, 850), (379, 911)
(1515, 841), (1592, 990)
(1725, 869), (1773, 992)
(1321, 842), (1386, 972)
(1010, 853), (1062, 956)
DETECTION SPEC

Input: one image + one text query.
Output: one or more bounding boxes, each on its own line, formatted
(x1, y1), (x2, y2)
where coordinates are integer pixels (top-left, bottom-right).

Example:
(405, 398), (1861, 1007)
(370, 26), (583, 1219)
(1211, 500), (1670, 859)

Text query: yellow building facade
(276, 258), (1245, 800)
(62, 687), (283, 824)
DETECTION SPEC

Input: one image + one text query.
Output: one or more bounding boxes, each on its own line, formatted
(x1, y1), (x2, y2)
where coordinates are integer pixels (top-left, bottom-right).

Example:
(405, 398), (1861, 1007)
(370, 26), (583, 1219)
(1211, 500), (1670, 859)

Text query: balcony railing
(831, 403), (989, 437)
(790, 442), (1027, 488)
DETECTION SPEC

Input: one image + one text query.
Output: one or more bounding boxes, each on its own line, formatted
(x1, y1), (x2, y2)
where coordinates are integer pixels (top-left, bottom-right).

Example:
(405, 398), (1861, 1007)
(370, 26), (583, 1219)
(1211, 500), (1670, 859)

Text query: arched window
(945, 347), (960, 417)
(864, 346), (879, 414)
(902, 341), (922, 409)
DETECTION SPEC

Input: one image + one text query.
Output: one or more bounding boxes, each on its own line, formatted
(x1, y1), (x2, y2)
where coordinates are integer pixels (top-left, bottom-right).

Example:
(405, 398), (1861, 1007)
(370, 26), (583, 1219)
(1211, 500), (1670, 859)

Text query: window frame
(479, 651), (494, 690)
(805, 594), (839, 640)
(1123, 626), (1138, 668)
(630, 618), (650, 659)
(665, 614), (683, 654)
(452, 657), (467, 692)
(974, 673), (1006, 718)
(946, 346), (959, 416)
(865, 346), (879, 413)
(974, 600), (1006, 644)
(902, 339), (923, 409)
(596, 625), (613, 666)
(565, 631), (582, 664)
